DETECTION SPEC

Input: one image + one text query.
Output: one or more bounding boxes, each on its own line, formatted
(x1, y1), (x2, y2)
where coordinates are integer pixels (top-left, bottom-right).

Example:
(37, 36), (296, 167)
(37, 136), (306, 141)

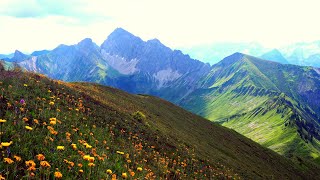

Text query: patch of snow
(153, 68), (182, 88)
(101, 50), (138, 75)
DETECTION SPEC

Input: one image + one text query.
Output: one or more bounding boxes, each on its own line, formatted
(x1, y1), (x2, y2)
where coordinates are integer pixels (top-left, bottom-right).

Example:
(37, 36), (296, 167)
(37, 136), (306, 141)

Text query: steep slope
(0, 65), (319, 179)
(18, 38), (120, 84)
(3, 28), (320, 166)
(13, 28), (210, 97)
(261, 49), (289, 64)
(180, 53), (320, 162)
(100, 28), (210, 94)
(6, 50), (29, 63)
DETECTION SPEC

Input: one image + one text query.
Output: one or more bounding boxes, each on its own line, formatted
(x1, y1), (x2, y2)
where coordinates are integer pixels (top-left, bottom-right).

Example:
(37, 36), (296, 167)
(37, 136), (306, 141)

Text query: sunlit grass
(0, 66), (238, 179)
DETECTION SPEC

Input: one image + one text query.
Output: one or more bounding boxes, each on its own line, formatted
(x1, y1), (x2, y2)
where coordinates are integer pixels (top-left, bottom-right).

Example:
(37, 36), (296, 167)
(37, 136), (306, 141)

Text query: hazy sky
(0, 0), (320, 54)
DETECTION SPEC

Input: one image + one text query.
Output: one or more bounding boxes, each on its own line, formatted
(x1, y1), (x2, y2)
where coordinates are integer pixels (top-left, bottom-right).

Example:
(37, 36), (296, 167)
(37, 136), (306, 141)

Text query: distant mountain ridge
(181, 41), (320, 67)
(179, 52), (320, 161)
(2, 28), (320, 164)
(2, 63), (320, 179)
(9, 28), (210, 97)
(260, 49), (289, 64)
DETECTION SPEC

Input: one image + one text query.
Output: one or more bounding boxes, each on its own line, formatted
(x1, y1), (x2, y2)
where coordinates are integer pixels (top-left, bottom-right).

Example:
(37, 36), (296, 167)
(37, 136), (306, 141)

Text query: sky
(0, 0), (320, 54)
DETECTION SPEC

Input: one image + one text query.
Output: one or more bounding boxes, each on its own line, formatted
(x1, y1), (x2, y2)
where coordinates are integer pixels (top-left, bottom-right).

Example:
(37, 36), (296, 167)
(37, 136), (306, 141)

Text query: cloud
(0, 0), (111, 24)
(0, 0), (79, 18)
(0, 0), (320, 54)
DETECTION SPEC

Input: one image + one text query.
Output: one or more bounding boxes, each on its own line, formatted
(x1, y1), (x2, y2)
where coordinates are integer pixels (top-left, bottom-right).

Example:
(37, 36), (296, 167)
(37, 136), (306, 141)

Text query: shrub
(132, 111), (146, 122)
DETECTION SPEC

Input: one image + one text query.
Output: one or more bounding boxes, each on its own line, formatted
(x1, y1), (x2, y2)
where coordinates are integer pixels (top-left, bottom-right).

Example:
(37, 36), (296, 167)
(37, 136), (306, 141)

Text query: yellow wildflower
(49, 101), (54, 105)
(122, 173), (128, 179)
(85, 144), (92, 149)
(4, 157), (14, 164)
(57, 146), (65, 150)
(88, 156), (95, 163)
(23, 84), (28, 87)
(1, 141), (13, 147)
(83, 155), (90, 161)
(71, 143), (77, 150)
(79, 169), (84, 173)
(54, 171), (62, 179)
(25, 126), (33, 131)
(116, 151), (125, 155)
(137, 167), (143, 172)
(0, 119), (6, 123)
(88, 162), (95, 167)
(106, 169), (112, 175)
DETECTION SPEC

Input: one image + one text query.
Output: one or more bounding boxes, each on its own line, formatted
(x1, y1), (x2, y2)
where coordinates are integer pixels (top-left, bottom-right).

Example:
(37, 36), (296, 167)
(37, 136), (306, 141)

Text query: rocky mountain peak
(10, 50), (29, 62)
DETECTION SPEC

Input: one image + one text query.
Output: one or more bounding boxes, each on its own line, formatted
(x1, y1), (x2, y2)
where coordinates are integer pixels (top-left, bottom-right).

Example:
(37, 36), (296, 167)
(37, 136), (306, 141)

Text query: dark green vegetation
(1, 64), (320, 179)
(2, 28), (320, 175)
(178, 53), (320, 163)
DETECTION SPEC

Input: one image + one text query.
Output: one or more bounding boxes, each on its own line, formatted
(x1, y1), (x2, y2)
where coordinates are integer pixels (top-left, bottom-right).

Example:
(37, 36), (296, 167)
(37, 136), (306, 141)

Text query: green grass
(0, 65), (319, 179)
(181, 54), (320, 166)
(223, 108), (301, 155)
(0, 69), (218, 179)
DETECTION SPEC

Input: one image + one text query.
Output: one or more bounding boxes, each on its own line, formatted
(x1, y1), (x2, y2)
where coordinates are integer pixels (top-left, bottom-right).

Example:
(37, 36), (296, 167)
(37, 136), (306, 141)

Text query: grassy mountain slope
(0, 65), (320, 179)
(180, 53), (320, 162)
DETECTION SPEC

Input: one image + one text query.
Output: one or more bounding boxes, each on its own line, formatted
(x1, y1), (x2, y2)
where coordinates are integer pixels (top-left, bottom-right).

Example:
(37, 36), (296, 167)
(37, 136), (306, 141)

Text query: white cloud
(0, 0), (320, 53)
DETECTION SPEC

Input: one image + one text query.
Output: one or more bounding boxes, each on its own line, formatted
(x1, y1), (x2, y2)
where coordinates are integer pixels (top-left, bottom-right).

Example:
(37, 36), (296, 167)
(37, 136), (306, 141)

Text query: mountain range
(179, 53), (320, 162)
(1, 63), (320, 179)
(2, 28), (320, 164)
(181, 41), (320, 67)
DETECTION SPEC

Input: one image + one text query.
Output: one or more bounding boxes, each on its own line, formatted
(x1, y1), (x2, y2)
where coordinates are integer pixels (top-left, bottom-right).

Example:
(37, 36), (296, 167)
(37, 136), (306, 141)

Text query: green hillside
(180, 53), (320, 163)
(1, 63), (320, 179)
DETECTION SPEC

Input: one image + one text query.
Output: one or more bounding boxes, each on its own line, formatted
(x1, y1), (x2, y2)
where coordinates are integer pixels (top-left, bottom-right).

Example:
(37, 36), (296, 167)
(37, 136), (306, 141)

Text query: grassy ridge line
(0, 69), (219, 179)
(70, 83), (320, 179)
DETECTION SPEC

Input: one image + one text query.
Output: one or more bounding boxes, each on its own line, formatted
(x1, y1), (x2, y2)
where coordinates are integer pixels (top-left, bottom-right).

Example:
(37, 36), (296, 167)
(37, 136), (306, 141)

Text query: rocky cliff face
(11, 28), (210, 96)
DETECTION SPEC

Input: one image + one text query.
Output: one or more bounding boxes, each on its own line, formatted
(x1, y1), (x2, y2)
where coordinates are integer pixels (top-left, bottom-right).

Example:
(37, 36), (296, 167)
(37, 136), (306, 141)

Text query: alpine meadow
(1, 1), (320, 179)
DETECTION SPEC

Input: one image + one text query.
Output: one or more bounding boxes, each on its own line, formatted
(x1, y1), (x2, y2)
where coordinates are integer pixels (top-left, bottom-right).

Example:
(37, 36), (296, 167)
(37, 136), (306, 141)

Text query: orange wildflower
(40, 161), (51, 168)
(54, 171), (62, 178)
(4, 158), (14, 164)
(122, 173), (128, 179)
(36, 154), (45, 161)
(14, 155), (21, 161)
